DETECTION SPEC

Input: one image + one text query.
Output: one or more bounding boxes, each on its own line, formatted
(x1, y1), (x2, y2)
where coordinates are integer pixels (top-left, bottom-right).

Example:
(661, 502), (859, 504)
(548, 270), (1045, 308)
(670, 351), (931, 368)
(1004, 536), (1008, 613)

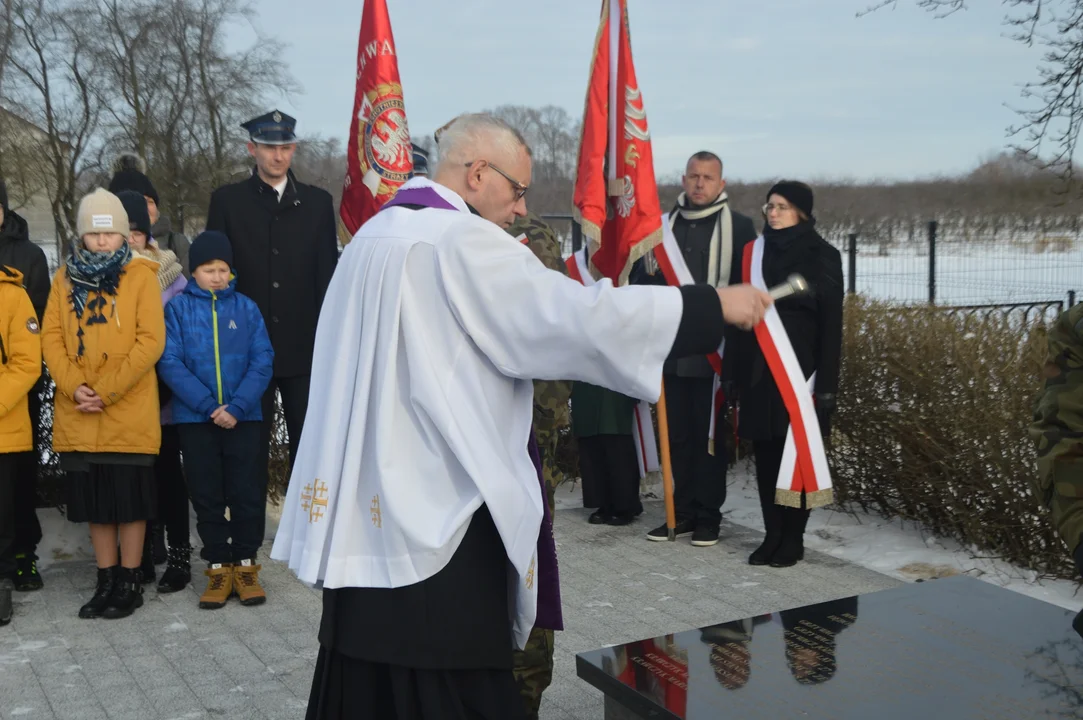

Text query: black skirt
(317, 506), (513, 670)
(305, 646), (525, 720)
(66, 463), (157, 524)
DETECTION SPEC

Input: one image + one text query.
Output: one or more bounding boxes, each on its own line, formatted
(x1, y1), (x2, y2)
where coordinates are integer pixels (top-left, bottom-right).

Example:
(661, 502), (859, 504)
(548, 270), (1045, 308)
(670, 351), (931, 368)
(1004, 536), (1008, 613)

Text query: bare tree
(488, 104), (579, 215)
(862, 1), (1083, 186)
(80, 0), (300, 229)
(292, 134), (346, 209)
(4, 0), (107, 256)
(0, 0), (17, 179)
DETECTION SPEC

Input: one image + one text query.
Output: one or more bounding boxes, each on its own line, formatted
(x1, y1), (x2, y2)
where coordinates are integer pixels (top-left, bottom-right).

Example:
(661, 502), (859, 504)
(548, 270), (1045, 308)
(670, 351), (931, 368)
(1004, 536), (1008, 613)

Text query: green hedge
(830, 297), (1075, 580)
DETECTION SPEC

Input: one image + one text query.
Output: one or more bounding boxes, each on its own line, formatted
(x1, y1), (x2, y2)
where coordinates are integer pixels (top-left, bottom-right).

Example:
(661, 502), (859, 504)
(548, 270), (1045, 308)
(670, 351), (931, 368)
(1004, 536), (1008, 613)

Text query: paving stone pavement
(0, 501), (899, 720)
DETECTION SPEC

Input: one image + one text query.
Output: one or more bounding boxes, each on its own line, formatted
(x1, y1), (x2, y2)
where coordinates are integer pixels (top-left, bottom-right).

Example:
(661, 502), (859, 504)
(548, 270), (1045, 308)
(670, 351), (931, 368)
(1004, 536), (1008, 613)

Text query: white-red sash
(652, 216), (727, 454)
(742, 237), (833, 508)
(566, 248), (659, 477)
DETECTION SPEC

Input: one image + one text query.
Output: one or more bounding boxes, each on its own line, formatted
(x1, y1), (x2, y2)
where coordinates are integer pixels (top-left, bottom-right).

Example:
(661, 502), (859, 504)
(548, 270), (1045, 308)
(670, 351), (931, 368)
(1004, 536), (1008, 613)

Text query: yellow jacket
(0, 266), (43, 453)
(41, 256), (166, 455)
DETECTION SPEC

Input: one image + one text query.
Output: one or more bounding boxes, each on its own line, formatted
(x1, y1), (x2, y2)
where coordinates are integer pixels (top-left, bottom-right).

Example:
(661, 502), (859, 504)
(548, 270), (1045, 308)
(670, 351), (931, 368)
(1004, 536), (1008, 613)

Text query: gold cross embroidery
(301, 479), (329, 524)
(370, 495), (382, 528)
(525, 557), (535, 591)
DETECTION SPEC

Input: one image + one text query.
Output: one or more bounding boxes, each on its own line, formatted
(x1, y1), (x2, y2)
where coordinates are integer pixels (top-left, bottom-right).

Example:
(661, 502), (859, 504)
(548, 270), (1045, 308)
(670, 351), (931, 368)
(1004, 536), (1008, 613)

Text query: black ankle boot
(151, 522), (167, 565)
(770, 511), (806, 568)
(102, 567), (144, 619)
(769, 535), (803, 568)
(158, 545), (192, 594)
(749, 533), (782, 566)
(79, 566), (118, 619)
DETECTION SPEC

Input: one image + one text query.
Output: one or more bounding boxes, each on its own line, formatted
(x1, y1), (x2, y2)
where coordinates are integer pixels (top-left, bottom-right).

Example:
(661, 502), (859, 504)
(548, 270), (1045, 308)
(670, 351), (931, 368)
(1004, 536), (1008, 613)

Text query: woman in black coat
(724, 181), (843, 568)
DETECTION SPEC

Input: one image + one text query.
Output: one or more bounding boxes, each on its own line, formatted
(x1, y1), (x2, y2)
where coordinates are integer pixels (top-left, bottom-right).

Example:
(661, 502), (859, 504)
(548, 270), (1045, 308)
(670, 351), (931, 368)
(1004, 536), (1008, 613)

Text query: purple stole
(380, 187), (564, 632)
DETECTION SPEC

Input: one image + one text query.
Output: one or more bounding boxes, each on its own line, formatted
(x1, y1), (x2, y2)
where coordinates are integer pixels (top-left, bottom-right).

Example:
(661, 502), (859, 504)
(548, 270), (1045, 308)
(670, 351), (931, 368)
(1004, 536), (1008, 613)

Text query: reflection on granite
(577, 576), (1083, 720)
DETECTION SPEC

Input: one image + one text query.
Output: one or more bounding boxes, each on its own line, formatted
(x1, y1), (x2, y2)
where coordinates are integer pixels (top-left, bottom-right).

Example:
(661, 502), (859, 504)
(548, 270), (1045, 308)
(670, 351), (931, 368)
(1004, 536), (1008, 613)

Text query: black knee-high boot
(749, 440), (786, 565)
(771, 506), (811, 568)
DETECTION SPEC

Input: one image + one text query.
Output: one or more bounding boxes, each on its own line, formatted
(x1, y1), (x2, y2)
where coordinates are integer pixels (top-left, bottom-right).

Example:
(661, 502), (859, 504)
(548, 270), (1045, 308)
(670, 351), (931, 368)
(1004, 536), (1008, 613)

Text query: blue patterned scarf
(65, 240), (132, 356)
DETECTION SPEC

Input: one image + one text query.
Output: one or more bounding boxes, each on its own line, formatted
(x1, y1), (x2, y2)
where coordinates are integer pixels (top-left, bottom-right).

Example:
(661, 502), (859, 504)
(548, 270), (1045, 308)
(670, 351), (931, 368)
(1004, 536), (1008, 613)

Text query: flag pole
(656, 379), (677, 540)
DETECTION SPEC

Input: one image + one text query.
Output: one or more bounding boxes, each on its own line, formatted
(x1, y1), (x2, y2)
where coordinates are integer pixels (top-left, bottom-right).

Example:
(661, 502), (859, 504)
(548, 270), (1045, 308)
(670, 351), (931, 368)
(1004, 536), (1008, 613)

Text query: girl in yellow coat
(0, 265), (42, 626)
(41, 189), (165, 620)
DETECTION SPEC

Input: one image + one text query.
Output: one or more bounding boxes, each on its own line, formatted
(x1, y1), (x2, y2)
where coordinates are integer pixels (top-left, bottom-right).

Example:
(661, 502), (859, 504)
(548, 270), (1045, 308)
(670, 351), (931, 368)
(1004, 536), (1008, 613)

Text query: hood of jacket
(0, 209), (30, 246)
(0, 264), (25, 287)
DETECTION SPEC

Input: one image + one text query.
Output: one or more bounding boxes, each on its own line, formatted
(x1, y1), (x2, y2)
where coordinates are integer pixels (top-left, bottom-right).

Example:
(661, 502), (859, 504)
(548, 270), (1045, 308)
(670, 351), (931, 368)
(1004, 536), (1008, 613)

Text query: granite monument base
(576, 575), (1083, 719)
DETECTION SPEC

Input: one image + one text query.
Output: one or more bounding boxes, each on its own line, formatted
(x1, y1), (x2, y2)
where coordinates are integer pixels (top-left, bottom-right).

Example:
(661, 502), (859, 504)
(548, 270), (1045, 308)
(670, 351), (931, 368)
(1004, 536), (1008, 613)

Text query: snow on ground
(34, 509), (95, 570)
(555, 459), (1083, 613)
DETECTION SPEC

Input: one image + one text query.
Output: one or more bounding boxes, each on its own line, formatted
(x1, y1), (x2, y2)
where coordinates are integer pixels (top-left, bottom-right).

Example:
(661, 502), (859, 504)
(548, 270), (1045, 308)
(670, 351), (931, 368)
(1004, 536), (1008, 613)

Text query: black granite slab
(576, 575), (1083, 719)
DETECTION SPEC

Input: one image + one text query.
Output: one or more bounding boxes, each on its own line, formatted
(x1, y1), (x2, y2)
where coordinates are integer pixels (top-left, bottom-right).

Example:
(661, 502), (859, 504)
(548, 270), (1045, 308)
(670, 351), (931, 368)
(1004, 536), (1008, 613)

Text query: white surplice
(270, 178), (684, 649)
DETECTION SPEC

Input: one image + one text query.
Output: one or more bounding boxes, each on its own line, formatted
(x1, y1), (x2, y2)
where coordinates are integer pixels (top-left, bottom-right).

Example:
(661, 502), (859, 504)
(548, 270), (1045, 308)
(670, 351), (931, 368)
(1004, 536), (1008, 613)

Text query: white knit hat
(76, 188), (130, 239)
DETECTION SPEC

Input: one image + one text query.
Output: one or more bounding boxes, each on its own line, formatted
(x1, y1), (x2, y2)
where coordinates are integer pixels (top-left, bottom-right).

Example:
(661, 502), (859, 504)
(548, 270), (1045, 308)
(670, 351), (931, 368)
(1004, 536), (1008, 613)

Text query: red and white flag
(743, 237), (833, 508)
(572, 0), (663, 287)
(339, 0), (412, 241)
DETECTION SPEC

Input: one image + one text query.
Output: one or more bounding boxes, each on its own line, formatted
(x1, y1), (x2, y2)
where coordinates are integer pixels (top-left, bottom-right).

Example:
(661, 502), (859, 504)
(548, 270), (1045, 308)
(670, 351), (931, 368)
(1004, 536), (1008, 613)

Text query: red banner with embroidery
(572, 0), (662, 287)
(339, 0), (412, 242)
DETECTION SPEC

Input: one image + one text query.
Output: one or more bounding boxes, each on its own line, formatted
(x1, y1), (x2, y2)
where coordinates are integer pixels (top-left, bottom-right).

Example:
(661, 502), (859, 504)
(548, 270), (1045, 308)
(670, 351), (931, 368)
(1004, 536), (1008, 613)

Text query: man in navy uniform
(410, 143), (430, 178)
(206, 110), (338, 538)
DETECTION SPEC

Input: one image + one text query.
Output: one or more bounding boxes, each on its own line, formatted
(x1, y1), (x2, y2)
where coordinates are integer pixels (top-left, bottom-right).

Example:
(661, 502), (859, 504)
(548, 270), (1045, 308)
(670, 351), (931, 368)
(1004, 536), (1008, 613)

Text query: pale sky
(230, 0), (1041, 182)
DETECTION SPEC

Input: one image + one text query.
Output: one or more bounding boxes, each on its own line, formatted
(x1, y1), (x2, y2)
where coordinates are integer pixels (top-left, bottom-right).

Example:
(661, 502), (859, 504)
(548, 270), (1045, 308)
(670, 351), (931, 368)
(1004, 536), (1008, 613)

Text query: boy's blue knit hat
(189, 230), (233, 273)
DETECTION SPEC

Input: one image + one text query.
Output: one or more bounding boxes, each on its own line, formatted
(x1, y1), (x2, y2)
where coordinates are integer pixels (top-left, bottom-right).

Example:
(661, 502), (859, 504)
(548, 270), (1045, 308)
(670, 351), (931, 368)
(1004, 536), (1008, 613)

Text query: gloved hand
(815, 393), (836, 439)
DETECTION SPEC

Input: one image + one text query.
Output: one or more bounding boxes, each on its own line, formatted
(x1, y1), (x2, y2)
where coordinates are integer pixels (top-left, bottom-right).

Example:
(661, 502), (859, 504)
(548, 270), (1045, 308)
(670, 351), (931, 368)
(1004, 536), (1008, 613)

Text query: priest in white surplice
(271, 113), (773, 720)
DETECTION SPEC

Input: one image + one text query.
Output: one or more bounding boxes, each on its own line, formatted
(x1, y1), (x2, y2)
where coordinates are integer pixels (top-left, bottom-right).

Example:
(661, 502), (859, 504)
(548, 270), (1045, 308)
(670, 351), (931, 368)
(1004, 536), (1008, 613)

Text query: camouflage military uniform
(1030, 304), (1083, 637)
(507, 212), (572, 719)
(1031, 304), (1083, 564)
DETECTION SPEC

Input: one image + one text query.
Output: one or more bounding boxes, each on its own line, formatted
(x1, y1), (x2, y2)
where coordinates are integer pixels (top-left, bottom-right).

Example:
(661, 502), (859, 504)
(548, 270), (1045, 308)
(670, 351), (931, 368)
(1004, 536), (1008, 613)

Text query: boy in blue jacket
(158, 231), (274, 609)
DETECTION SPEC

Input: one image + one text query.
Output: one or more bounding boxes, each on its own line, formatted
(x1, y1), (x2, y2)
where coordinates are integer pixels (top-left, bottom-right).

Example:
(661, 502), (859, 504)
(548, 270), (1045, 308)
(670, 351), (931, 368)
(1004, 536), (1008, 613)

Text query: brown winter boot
(199, 563), (233, 609)
(232, 559), (266, 606)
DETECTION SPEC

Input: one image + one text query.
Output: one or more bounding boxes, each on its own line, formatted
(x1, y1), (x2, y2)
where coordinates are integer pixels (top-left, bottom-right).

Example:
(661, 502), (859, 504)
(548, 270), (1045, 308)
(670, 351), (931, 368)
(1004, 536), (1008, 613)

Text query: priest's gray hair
(434, 113), (532, 172)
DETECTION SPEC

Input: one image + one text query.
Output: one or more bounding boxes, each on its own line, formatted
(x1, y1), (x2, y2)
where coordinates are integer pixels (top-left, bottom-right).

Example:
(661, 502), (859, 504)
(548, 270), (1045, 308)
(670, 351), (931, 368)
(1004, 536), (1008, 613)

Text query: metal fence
(543, 215), (1082, 311)
(839, 221), (1082, 309)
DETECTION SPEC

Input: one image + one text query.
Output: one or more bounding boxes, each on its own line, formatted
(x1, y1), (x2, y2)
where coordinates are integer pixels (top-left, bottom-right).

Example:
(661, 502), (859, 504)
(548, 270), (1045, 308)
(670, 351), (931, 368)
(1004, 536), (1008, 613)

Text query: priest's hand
(717, 285), (773, 330)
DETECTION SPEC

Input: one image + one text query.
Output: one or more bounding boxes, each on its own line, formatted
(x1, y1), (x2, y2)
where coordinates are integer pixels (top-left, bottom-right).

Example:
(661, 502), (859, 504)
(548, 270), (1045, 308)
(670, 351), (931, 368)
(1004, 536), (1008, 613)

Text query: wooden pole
(656, 378), (677, 540)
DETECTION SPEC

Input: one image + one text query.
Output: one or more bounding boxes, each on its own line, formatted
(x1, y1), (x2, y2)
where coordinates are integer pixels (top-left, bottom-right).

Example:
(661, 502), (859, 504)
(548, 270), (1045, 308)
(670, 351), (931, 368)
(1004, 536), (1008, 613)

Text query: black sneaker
(13, 554), (43, 591)
(691, 526), (720, 547)
(1073, 609), (1082, 640)
(647, 519), (695, 542)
